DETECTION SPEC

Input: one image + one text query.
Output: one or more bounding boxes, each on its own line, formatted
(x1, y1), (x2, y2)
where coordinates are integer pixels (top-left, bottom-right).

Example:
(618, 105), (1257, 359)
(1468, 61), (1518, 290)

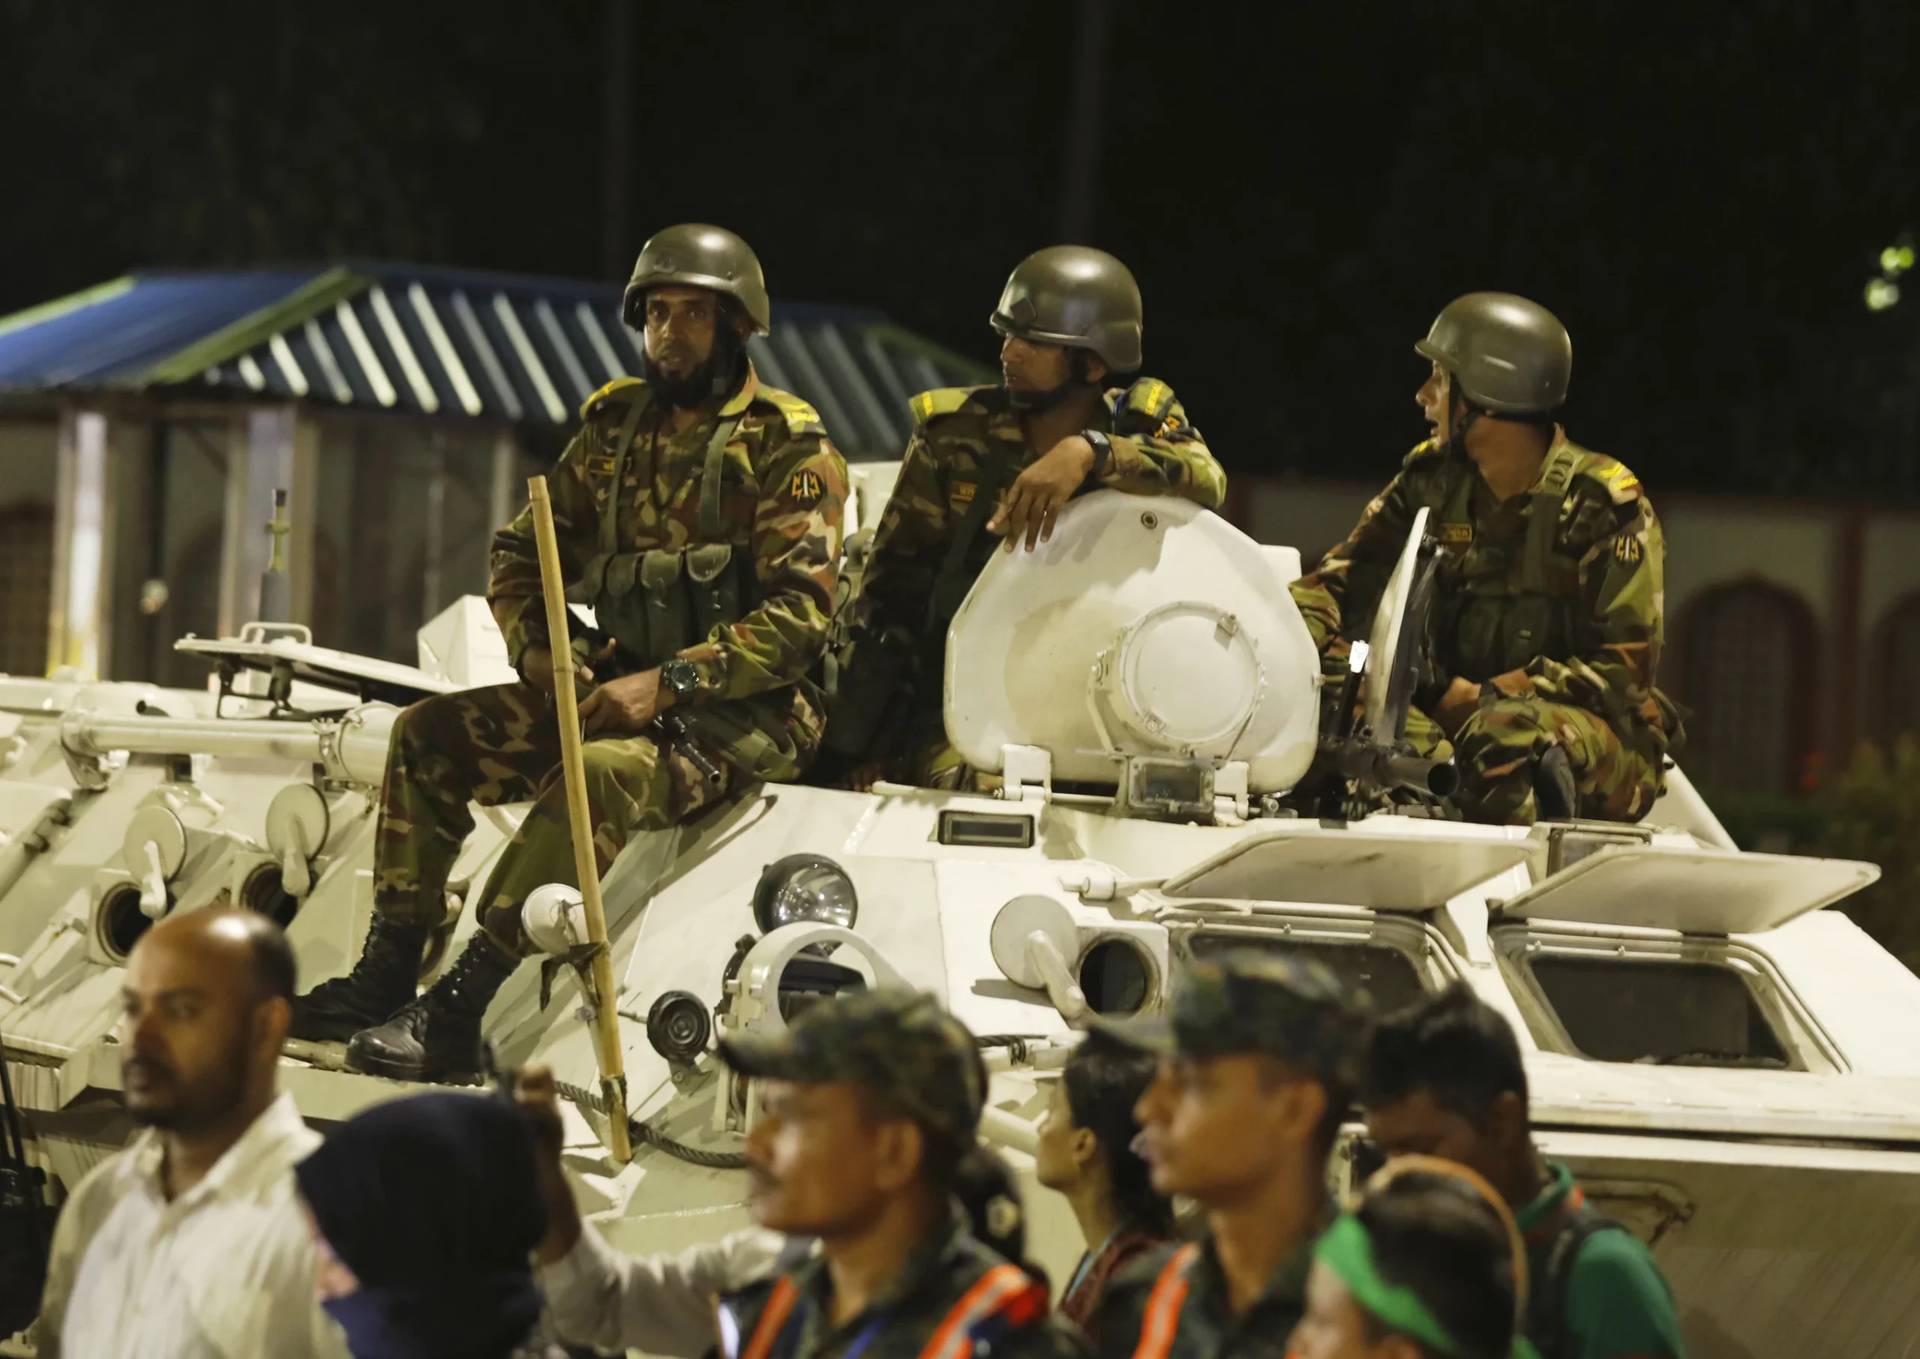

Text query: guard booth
(0, 264), (985, 686)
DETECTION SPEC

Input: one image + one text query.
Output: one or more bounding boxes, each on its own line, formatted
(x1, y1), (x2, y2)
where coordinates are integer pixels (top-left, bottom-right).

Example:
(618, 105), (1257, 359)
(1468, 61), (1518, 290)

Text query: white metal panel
(1494, 843), (1879, 933)
(1160, 821), (1533, 908)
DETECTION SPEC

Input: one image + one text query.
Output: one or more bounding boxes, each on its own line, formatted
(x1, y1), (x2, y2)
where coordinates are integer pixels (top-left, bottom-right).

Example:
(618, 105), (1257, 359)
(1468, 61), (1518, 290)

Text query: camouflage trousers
(1408, 696), (1661, 826)
(373, 682), (738, 957)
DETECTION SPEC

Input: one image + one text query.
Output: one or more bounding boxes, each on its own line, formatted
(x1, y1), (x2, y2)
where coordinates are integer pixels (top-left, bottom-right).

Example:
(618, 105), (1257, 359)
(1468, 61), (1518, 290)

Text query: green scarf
(1313, 1215), (1542, 1359)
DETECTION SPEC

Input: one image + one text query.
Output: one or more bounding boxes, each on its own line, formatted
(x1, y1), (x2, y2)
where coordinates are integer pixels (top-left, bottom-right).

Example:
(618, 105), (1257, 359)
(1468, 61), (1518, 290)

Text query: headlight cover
(752, 853), (858, 935)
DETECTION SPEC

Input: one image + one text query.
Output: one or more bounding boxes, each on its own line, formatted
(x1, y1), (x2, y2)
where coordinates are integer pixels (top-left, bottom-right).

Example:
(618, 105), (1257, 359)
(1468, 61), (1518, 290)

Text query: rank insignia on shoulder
(1438, 522), (1474, 547)
(951, 481), (977, 507)
(787, 468), (825, 504)
(1613, 535), (1644, 565)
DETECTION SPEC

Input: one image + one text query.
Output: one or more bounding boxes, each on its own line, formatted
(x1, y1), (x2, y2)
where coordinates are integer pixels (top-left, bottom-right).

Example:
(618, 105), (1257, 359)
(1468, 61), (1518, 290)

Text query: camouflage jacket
(1288, 433), (1669, 736)
(834, 379), (1224, 748)
(489, 363), (847, 732)
(1092, 1235), (1311, 1359)
(715, 1212), (1083, 1359)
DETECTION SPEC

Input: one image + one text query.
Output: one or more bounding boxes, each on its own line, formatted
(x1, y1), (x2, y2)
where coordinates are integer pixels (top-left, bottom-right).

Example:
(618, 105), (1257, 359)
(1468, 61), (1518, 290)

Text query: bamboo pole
(527, 475), (632, 1163)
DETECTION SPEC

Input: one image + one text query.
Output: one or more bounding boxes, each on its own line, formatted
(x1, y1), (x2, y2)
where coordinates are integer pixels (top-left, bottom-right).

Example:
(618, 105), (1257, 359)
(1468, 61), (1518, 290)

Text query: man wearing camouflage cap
(826, 245), (1227, 790)
(1092, 952), (1357, 1359)
(289, 224), (849, 1083)
(714, 989), (1080, 1359)
(1290, 293), (1680, 825)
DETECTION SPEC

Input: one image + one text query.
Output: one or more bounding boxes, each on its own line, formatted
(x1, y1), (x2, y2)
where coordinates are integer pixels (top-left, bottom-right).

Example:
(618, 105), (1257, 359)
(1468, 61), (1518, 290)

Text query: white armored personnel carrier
(3, 482), (1917, 1358)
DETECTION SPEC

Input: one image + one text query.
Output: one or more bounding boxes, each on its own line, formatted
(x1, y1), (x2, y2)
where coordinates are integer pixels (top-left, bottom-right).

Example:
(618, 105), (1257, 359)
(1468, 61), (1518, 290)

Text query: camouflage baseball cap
(1095, 950), (1356, 1077)
(718, 988), (986, 1143)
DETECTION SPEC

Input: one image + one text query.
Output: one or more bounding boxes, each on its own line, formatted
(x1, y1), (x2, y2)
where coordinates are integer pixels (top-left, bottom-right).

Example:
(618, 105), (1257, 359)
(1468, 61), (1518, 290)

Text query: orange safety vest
(735, 1262), (1047, 1359)
(1129, 1244), (1201, 1359)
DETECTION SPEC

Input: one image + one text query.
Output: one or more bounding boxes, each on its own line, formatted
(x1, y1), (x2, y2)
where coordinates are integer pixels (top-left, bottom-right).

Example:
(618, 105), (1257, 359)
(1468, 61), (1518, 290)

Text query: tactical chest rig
(1432, 441), (1582, 685)
(580, 387), (760, 670)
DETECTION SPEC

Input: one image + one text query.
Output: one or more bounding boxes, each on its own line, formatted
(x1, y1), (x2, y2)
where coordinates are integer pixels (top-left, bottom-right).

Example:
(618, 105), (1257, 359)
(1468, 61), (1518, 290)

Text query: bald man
(35, 910), (347, 1358)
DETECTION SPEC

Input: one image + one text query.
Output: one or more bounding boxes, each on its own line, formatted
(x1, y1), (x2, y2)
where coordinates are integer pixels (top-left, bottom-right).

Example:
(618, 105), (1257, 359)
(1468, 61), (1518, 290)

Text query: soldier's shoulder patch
(1612, 533), (1645, 566)
(909, 385), (993, 427)
(1116, 376), (1177, 422)
(1571, 451), (1644, 506)
(753, 386), (827, 438)
(579, 375), (645, 422)
(785, 466), (827, 506)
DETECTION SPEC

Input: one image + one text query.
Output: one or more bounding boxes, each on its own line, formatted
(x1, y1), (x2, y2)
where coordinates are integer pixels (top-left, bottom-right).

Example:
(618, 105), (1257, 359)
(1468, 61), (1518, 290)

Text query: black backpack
(0, 1045), (52, 1338)
(1526, 1209), (1630, 1359)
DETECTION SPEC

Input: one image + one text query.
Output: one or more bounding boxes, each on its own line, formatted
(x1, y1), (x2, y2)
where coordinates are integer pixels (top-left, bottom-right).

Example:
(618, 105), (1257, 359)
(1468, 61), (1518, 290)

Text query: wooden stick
(527, 475), (633, 1164)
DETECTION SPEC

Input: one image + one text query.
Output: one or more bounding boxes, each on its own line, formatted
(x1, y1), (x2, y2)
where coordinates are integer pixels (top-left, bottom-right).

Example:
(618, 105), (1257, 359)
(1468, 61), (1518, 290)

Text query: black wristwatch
(1082, 428), (1112, 481)
(660, 658), (702, 703)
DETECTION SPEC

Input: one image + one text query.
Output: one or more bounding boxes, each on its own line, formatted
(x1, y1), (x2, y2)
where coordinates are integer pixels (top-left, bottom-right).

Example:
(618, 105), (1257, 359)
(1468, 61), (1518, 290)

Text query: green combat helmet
(1415, 292), (1571, 415)
(990, 245), (1144, 373)
(622, 223), (773, 335)
(718, 988), (986, 1146)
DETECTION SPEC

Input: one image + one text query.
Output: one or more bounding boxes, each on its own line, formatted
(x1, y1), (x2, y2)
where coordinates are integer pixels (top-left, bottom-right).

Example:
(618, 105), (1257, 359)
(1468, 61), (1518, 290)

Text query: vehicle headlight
(752, 854), (858, 934)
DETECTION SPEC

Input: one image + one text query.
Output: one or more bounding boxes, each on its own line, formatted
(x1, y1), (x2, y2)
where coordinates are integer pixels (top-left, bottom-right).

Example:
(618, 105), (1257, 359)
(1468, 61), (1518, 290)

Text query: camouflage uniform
(1289, 432), (1675, 825)
(715, 990), (1080, 1359)
(377, 363), (846, 955)
(833, 380), (1225, 787)
(1091, 953), (1353, 1359)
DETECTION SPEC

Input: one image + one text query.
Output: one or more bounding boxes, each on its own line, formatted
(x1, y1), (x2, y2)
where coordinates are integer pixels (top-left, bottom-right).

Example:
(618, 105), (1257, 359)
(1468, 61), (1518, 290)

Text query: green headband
(1314, 1215), (1543, 1359)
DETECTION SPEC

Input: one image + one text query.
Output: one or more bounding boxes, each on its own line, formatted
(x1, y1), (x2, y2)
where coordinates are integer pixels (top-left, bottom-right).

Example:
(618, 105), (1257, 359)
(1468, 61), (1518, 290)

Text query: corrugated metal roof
(0, 263), (990, 456)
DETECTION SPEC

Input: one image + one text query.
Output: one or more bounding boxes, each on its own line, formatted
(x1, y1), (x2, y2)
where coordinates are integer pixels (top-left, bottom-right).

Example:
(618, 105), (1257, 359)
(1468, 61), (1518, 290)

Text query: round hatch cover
(1110, 602), (1263, 748)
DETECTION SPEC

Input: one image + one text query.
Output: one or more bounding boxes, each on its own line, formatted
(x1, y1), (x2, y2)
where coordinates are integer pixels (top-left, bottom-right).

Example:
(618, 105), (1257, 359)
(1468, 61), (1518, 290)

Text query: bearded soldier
(289, 224), (848, 1082)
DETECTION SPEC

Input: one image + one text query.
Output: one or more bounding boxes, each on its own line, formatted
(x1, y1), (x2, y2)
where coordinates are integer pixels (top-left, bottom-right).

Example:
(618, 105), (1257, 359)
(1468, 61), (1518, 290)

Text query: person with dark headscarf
(294, 1092), (548, 1359)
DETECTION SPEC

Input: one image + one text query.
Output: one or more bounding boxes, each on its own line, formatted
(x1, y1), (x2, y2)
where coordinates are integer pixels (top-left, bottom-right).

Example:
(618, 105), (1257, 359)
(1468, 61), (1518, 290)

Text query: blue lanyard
(838, 1311), (891, 1359)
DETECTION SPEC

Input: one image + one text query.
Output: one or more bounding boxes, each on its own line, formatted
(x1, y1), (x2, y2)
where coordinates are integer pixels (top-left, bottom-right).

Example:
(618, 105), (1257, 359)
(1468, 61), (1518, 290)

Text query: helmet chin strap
(1444, 392), (1485, 459)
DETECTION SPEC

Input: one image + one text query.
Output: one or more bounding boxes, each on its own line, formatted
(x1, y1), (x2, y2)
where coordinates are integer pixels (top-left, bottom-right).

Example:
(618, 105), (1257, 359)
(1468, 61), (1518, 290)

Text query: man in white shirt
(34, 909), (347, 1359)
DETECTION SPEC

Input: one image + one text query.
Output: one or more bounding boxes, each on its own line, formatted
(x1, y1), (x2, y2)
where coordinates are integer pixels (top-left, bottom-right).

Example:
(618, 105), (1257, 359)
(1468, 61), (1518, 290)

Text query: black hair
(1354, 1171), (1519, 1359)
(951, 1143), (1029, 1263)
(1362, 984), (1528, 1123)
(1062, 1033), (1176, 1236)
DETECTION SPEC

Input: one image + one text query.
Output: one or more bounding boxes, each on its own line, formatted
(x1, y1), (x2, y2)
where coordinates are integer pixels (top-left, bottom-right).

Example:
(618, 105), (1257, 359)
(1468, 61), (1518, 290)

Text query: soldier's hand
(522, 644), (607, 698)
(578, 666), (669, 736)
(841, 758), (891, 793)
(515, 1065), (582, 1264)
(1433, 676), (1482, 737)
(989, 435), (1097, 552)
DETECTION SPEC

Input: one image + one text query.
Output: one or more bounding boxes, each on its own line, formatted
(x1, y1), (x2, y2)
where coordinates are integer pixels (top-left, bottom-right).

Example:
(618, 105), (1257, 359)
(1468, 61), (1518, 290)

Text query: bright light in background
(1866, 234), (1915, 311)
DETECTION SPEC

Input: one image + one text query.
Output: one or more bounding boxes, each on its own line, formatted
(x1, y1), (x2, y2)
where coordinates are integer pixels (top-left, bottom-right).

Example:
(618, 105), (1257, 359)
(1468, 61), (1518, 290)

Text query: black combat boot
(1534, 744), (1579, 821)
(345, 933), (519, 1085)
(288, 917), (431, 1043)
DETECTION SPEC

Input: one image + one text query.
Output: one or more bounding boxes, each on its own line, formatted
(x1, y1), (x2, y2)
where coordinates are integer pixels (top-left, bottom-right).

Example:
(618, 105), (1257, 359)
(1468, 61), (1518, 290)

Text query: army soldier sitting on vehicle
(1361, 987), (1685, 1359)
(1290, 294), (1680, 824)
(1092, 952), (1358, 1359)
(826, 246), (1227, 790)
(712, 988), (1081, 1359)
(288, 224), (848, 1084)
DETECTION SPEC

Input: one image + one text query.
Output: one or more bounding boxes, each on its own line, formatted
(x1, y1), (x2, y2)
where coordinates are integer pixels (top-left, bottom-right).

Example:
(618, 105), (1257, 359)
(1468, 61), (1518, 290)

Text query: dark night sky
(4, 0), (1918, 498)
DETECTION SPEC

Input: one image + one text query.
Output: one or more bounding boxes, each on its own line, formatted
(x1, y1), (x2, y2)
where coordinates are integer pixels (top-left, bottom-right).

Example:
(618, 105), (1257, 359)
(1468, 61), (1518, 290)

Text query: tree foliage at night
(3, 0), (1918, 496)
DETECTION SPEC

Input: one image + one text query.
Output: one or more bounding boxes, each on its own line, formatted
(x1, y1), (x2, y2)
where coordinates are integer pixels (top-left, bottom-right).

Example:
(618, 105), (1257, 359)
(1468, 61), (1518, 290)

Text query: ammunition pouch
(585, 543), (757, 672)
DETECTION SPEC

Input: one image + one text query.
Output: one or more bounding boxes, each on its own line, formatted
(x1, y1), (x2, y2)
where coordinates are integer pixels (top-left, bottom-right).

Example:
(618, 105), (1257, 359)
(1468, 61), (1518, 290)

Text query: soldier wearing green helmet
(1290, 293), (1681, 825)
(288, 224), (849, 1081)
(825, 245), (1227, 790)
